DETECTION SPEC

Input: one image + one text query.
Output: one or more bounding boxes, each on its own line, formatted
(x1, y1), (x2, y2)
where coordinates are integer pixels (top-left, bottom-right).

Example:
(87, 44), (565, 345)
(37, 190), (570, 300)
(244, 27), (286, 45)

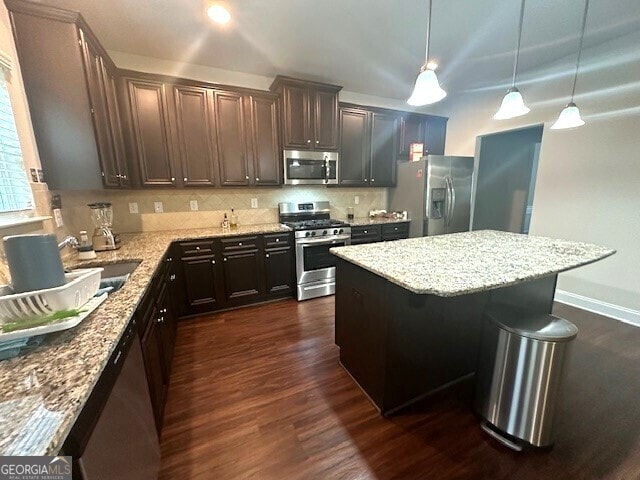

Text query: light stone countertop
(330, 230), (615, 297)
(0, 223), (290, 456)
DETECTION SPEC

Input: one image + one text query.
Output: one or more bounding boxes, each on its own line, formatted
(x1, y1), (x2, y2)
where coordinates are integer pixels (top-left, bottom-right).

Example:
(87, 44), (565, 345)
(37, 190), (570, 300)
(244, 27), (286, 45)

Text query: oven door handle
(298, 235), (351, 245)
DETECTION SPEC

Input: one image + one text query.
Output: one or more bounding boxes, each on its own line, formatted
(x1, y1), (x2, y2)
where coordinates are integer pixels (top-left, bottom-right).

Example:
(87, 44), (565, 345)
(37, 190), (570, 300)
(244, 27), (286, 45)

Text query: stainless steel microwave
(283, 150), (338, 185)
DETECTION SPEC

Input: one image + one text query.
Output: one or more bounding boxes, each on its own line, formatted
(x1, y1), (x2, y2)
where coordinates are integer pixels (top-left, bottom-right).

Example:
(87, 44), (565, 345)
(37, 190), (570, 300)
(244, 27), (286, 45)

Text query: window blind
(0, 74), (33, 213)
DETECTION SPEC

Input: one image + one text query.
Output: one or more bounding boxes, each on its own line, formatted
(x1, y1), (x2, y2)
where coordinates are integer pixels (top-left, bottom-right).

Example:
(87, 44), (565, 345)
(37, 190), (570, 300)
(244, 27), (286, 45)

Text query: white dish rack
(0, 268), (104, 324)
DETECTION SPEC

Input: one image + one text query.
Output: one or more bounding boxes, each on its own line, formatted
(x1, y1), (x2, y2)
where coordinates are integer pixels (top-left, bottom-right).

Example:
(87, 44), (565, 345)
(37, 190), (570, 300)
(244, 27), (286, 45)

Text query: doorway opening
(471, 125), (544, 234)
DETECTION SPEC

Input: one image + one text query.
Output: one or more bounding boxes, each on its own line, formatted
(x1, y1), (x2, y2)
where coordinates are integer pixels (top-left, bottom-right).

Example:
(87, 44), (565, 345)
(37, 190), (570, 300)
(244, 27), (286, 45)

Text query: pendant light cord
(571, 0), (590, 101)
(511, 0), (526, 87)
(424, 0), (432, 66)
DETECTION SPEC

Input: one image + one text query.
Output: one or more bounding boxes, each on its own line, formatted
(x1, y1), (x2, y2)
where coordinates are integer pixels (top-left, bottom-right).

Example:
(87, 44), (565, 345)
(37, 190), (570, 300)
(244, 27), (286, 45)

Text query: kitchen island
(330, 230), (614, 415)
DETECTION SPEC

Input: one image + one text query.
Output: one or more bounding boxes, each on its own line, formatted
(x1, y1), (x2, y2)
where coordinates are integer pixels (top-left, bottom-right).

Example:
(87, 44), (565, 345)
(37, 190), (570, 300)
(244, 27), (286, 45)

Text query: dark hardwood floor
(159, 297), (640, 480)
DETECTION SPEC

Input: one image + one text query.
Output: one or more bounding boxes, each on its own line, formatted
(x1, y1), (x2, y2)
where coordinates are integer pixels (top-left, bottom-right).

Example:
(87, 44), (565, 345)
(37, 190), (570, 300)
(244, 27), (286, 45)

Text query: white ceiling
(36, 0), (640, 99)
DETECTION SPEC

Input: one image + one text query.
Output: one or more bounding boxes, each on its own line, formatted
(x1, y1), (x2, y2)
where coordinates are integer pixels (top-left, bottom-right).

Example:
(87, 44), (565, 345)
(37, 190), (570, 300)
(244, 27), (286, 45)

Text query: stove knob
(323, 230), (327, 235)
(333, 229), (338, 235)
(339, 229), (344, 234)
(305, 231), (311, 237)
(311, 231), (317, 236)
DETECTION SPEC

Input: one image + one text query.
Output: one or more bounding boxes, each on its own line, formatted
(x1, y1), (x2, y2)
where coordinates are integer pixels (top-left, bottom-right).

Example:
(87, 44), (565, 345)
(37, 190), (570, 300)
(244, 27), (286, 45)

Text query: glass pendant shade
(493, 87), (530, 120)
(407, 68), (447, 106)
(551, 102), (585, 129)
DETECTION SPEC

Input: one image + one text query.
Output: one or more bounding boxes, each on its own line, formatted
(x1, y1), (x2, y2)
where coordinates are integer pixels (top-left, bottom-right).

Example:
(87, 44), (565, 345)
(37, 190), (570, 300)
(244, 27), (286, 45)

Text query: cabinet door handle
(166, 256), (173, 262)
(265, 253), (270, 258)
(170, 273), (176, 281)
(275, 238), (280, 242)
(184, 177), (188, 181)
(245, 175), (249, 180)
(211, 260), (216, 265)
(371, 178), (375, 182)
(223, 258), (228, 262)
(364, 230), (368, 234)
(238, 242), (242, 246)
(307, 139), (311, 143)
(256, 177), (260, 181)
(364, 178), (368, 182)
(171, 177), (175, 182)
(315, 140), (319, 144)
(196, 246), (200, 250)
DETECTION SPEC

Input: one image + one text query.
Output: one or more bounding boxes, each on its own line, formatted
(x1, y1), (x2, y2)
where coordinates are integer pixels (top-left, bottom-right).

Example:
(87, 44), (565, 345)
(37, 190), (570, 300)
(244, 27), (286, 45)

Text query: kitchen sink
(69, 261), (141, 294)
(97, 261), (141, 278)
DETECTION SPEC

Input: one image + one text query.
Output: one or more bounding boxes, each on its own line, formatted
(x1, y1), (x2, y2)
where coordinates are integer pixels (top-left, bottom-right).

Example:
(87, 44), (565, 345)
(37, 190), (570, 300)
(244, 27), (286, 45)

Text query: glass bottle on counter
(222, 213), (230, 230)
(230, 208), (238, 230)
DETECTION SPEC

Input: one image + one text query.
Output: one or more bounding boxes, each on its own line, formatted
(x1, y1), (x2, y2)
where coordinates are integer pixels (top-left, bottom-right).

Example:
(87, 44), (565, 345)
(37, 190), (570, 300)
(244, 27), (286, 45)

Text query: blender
(88, 202), (120, 251)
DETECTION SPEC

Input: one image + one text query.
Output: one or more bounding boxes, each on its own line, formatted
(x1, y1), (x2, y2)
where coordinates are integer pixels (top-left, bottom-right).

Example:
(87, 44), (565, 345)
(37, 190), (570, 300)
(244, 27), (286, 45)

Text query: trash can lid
(484, 304), (579, 342)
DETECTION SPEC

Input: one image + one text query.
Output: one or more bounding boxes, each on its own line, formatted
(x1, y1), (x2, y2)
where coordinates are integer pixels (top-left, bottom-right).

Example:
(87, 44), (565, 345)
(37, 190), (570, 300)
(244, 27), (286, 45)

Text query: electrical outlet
(354, 196), (360, 205)
(128, 202), (138, 214)
(190, 200), (198, 211)
(154, 201), (163, 213)
(251, 198), (258, 208)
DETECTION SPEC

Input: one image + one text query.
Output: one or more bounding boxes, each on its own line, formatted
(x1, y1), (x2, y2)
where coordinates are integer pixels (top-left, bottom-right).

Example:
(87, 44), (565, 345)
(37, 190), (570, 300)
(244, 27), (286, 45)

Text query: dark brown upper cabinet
(399, 114), (448, 157)
(170, 85), (216, 187)
(123, 77), (176, 187)
(339, 107), (370, 186)
(214, 90), (249, 186)
(339, 105), (400, 187)
(369, 111), (399, 187)
(246, 93), (281, 186)
(270, 76), (341, 151)
(7, 0), (127, 189)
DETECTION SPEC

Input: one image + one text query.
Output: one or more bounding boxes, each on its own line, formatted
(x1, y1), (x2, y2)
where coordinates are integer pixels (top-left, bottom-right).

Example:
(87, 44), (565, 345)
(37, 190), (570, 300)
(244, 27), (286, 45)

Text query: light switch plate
(53, 208), (63, 228)
(190, 200), (198, 211)
(128, 202), (139, 214)
(154, 201), (163, 213)
(251, 198), (258, 208)
(354, 196), (360, 205)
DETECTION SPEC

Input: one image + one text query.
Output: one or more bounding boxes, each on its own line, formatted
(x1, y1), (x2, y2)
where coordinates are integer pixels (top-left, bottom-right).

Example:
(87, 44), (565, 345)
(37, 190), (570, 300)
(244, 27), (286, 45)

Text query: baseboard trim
(554, 289), (640, 327)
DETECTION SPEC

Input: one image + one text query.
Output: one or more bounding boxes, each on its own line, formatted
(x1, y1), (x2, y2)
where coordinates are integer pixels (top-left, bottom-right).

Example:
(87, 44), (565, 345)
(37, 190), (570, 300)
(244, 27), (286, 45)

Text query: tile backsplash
(56, 187), (388, 235)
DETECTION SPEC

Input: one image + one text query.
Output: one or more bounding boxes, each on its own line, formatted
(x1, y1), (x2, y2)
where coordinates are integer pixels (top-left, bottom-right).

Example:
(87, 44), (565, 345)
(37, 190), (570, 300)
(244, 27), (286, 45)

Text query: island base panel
(335, 259), (558, 415)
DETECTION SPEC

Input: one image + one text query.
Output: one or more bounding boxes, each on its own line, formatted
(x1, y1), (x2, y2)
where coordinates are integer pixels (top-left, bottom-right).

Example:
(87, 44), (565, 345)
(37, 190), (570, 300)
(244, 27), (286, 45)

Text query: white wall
(440, 30), (640, 313)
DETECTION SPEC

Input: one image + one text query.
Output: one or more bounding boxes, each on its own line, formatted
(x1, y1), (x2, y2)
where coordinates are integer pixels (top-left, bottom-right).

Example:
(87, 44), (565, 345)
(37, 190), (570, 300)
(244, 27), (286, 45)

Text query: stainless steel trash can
(475, 304), (578, 450)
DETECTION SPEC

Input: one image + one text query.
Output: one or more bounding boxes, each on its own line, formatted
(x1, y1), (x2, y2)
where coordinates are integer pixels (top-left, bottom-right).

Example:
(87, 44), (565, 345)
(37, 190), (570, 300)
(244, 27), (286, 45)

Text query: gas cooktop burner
(285, 219), (349, 231)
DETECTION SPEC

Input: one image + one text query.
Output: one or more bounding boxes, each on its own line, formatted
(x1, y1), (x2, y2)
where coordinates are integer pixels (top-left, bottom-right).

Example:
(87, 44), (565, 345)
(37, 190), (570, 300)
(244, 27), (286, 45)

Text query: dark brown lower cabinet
(222, 248), (265, 305)
(350, 222), (410, 245)
(181, 254), (223, 315)
(140, 306), (167, 433)
(264, 246), (295, 295)
(178, 233), (294, 316)
(157, 283), (177, 377)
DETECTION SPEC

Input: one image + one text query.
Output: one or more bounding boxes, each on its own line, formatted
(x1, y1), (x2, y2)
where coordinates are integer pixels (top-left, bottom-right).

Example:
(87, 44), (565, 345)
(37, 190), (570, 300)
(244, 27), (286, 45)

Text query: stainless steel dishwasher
(63, 318), (161, 479)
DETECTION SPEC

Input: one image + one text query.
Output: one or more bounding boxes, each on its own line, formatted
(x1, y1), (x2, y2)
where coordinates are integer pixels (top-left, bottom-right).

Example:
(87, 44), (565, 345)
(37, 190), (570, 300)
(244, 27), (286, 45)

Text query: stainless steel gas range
(279, 201), (351, 301)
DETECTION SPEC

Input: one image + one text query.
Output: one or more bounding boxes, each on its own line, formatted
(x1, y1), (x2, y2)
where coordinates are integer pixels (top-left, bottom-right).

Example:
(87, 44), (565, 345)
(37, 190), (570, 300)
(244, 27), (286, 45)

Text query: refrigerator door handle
(449, 176), (456, 227)
(444, 176), (452, 226)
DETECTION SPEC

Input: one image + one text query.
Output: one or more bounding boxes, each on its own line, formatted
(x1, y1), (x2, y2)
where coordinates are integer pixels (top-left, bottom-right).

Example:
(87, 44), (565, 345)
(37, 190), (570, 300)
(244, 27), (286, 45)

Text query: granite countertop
(343, 217), (411, 227)
(0, 223), (289, 456)
(331, 230), (615, 297)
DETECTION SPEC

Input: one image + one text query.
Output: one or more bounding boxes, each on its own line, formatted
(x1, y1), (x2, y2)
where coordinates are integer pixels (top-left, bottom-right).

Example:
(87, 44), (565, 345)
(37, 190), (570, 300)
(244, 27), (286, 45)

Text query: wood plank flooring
(159, 297), (640, 479)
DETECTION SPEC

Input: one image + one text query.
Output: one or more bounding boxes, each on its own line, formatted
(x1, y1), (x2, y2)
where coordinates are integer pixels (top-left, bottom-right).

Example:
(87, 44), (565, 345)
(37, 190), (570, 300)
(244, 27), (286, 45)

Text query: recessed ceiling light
(207, 4), (231, 24)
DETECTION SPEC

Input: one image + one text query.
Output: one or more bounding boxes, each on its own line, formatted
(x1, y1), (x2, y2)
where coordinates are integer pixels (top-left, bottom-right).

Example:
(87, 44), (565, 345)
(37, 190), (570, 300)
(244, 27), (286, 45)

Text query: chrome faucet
(58, 236), (79, 250)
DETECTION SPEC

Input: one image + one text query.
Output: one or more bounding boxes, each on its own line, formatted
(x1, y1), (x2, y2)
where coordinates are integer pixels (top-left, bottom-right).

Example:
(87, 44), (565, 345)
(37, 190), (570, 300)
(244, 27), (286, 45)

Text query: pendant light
(407, 0), (446, 106)
(494, 0), (530, 120)
(551, 0), (589, 129)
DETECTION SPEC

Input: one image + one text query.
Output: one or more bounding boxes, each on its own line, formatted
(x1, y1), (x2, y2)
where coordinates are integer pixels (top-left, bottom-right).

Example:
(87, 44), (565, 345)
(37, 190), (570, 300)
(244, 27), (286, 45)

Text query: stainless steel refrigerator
(389, 156), (474, 238)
